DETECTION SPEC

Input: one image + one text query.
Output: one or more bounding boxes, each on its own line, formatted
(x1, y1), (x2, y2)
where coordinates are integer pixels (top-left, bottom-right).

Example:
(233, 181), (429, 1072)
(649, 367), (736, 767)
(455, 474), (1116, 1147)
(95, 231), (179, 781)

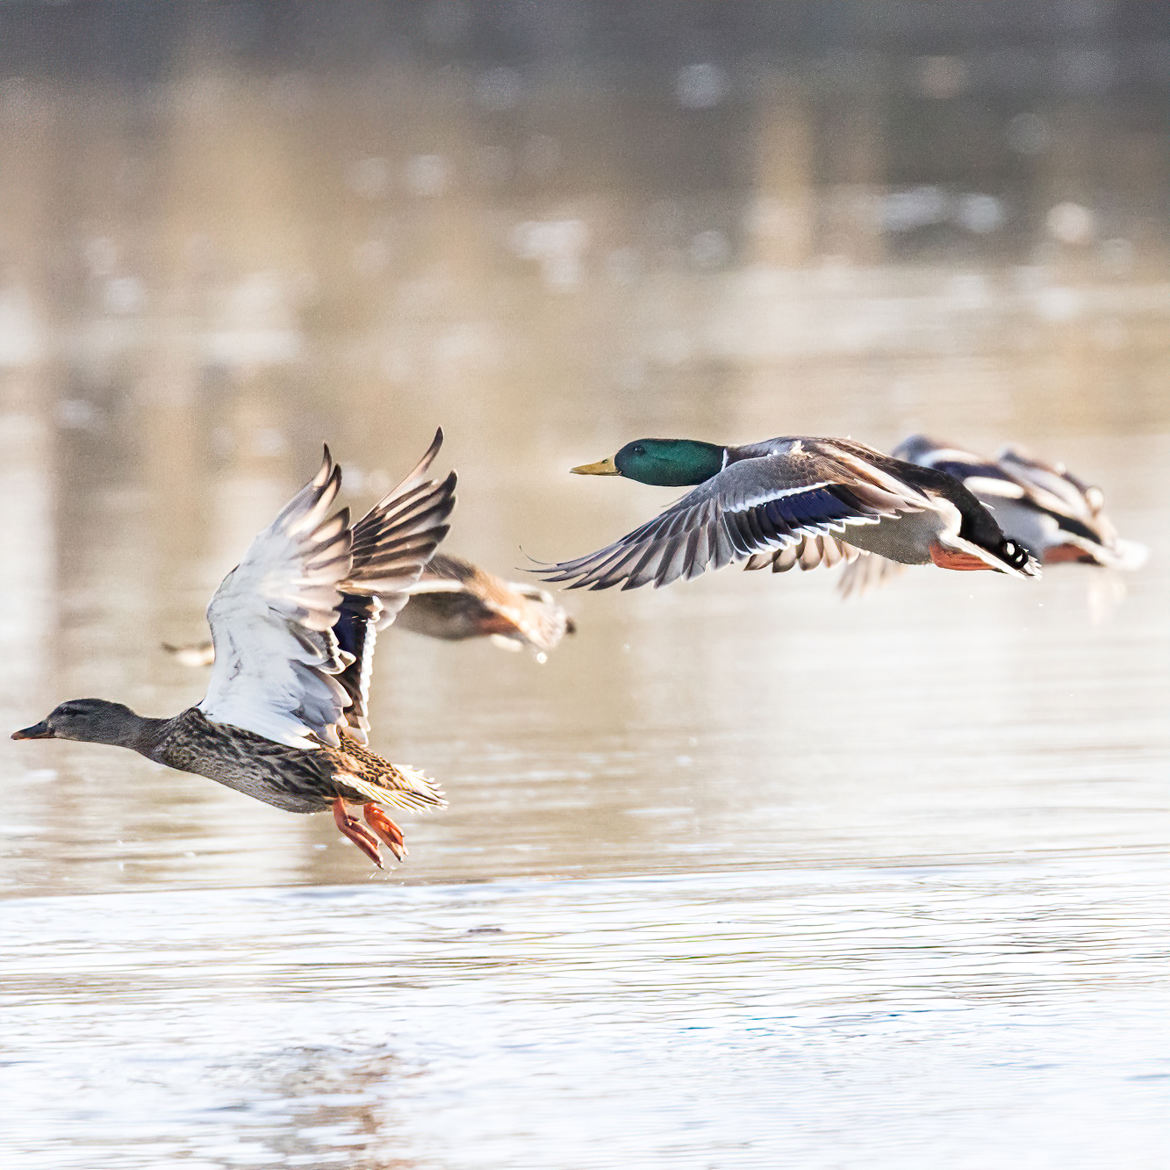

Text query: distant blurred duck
(810, 435), (1148, 595)
(539, 435), (1038, 590)
(13, 434), (457, 869)
(395, 554), (575, 660)
(166, 552), (575, 666)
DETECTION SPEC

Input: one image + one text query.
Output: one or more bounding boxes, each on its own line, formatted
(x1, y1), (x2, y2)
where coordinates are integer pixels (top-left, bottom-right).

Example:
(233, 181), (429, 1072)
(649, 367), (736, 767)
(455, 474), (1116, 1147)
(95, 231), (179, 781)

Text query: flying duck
(13, 433), (457, 868)
(539, 435), (1039, 591)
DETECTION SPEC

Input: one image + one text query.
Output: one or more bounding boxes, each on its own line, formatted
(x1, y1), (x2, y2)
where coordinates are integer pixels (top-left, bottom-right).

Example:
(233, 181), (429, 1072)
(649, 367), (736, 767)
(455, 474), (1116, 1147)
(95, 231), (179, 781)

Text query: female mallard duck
(539, 436), (1039, 591)
(395, 554), (575, 660)
(12, 433), (457, 869)
(827, 435), (1148, 595)
(165, 552), (575, 666)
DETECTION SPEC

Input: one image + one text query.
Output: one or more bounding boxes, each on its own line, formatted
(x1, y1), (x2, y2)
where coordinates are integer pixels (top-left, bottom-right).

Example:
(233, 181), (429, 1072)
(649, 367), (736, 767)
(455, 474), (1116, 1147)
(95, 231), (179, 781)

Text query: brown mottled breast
(149, 707), (336, 814)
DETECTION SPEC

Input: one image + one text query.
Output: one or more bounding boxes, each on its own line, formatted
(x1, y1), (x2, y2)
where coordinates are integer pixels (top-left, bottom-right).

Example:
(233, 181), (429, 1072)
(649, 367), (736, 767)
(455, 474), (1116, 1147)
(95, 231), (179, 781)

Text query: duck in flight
(818, 434), (1148, 595)
(393, 553), (575, 660)
(538, 435), (1039, 591)
(895, 435), (1146, 570)
(12, 433), (457, 869)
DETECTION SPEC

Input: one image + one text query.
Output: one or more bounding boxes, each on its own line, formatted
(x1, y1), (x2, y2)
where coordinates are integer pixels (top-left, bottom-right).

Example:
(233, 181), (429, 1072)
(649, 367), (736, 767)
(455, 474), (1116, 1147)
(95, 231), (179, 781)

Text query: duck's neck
(124, 713), (175, 759)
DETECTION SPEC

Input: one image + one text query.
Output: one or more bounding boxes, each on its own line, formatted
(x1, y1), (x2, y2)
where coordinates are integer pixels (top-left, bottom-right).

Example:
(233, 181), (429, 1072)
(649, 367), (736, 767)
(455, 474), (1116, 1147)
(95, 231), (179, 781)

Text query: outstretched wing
(743, 532), (861, 574)
(199, 434), (457, 749)
(537, 442), (929, 591)
(331, 432), (457, 743)
(200, 446), (355, 748)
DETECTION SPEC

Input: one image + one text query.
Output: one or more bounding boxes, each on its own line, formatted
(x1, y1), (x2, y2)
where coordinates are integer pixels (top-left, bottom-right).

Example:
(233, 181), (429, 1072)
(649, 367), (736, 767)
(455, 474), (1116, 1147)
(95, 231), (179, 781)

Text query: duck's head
(572, 438), (725, 487)
(12, 698), (141, 746)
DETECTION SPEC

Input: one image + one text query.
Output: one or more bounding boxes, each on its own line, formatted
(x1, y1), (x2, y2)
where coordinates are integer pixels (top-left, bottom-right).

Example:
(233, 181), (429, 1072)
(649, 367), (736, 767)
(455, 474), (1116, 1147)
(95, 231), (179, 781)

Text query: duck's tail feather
(337, 765), (447, 812)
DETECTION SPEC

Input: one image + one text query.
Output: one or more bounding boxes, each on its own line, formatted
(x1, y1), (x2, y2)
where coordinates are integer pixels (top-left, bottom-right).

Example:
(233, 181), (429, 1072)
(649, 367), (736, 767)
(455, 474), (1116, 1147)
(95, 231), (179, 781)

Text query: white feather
(199, 449), (352, 748)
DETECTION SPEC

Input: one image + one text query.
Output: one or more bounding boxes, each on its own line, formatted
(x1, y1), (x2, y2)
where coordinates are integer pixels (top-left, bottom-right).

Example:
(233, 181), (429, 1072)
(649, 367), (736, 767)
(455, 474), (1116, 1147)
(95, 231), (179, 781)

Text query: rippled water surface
(2, 860), (1168, 1170)
(2, 6), (1170, 1168)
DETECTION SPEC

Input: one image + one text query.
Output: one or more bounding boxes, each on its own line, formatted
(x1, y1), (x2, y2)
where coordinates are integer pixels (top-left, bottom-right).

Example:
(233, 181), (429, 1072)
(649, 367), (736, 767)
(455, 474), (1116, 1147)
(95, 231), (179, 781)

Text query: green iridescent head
(572, 438), (726, 487)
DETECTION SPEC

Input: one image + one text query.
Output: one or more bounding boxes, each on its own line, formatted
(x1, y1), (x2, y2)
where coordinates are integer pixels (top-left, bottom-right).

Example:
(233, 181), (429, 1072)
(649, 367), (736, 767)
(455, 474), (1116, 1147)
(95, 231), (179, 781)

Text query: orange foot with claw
(363, 803), (407, 862)
(331, 798), (407, 868)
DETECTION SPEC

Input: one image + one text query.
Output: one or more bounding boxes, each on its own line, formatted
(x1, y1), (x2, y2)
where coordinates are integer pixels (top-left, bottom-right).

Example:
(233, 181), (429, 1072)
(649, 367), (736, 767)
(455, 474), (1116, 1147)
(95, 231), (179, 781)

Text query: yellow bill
(571, 456), (620, 475)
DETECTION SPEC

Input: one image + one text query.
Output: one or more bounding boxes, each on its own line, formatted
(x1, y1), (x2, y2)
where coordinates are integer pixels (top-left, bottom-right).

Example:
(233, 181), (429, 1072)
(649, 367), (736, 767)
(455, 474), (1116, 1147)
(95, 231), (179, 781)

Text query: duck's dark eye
(632, 444), (645, 456)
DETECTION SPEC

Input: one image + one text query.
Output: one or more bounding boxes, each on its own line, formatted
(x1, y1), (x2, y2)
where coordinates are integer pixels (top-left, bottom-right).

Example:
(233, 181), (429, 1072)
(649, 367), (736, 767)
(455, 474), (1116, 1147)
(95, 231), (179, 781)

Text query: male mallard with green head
(12, 432), (457, 869)
(539, 435), (1039, 590)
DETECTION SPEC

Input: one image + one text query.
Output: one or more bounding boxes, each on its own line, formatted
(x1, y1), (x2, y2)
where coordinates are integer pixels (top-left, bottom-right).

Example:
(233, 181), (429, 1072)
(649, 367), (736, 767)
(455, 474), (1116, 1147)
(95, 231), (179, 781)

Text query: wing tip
(316, 444), (336, 488)
(415, 427), (445, 478)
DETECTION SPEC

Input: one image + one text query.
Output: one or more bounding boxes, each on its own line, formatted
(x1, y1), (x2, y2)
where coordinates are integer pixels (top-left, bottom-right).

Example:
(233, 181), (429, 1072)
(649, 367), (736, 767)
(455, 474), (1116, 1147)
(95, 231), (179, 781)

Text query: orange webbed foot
(363, 804), (407, 862)
(332, 798), (383, 868)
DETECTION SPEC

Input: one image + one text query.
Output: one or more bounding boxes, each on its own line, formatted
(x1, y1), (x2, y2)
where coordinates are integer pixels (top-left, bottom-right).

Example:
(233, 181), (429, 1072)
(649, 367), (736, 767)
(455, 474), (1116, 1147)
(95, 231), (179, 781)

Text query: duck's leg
(363, 804), (407, 862)
(331, 798), (383, 868)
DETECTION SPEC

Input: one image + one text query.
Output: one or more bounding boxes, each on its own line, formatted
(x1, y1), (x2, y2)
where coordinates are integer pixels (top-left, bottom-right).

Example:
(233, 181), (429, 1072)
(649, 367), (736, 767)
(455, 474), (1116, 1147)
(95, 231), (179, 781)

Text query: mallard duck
(395, 554), (575, 660)
(824, 435), (1148, 595)
(540, 435), (1039, 590)
(164, 552), (575, 666)
(12, 433), (457, 869)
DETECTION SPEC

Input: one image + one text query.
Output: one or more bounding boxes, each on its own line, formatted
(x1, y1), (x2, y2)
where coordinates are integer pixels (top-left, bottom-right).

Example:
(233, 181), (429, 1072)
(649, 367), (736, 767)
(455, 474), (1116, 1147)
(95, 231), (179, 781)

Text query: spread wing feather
(199, 446), (355, 747)
(539, 443), (929, 591)
(332, 432), (457, 743)
(199, 433), (456, 748)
